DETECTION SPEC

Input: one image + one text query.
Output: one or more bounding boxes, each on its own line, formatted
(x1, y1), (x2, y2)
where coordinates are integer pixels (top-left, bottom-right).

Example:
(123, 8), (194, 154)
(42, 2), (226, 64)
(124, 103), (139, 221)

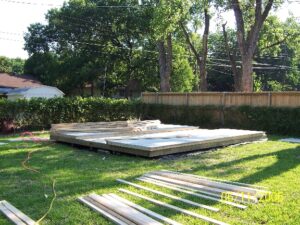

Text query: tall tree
(157, 35), (172, 91)
(231, 0), (275, 92)
(180, 0), (210, 91)
(24, 0), (159, 95)
(222, 23), (240, 91)
(152, 0), (190, 92)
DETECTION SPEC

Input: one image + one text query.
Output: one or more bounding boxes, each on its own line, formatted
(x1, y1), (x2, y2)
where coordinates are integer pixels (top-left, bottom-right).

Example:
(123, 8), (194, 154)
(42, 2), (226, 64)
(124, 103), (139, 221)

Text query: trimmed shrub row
(1, 98), (299, 136)
(0, 97), (143, 131)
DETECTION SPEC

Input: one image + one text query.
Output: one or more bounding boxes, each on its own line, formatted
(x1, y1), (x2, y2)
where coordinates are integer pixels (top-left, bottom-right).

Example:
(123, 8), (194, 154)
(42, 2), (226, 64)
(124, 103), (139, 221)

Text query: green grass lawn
(0, 133), (300, 225)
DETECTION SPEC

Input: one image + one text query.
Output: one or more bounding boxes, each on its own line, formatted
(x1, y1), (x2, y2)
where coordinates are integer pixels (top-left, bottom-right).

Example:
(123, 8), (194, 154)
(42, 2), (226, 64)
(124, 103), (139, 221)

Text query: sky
(0, 0), (299, 59)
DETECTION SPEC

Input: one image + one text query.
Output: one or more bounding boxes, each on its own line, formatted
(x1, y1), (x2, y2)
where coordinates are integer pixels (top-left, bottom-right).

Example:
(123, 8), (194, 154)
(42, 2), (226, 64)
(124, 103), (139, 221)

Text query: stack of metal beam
(79, 171), (270, 225)
(139, 170), (270, 205)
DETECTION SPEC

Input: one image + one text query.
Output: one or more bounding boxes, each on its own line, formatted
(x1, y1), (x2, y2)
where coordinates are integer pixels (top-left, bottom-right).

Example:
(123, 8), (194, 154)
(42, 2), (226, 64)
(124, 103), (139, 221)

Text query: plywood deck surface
(106, 129), (264, 151)
(50, 121), (266, 157)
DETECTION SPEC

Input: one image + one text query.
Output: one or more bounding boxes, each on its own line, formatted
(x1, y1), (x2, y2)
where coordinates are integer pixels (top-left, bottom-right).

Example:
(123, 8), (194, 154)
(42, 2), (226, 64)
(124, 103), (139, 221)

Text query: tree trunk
(157, 35), (172, 92)
(231, 0), (274, 92)
(199, 61), (207, 91)
(222, 23), (241, 91)
(179, 7), (209, 92)
(199, 9), (209, 91)
(165, 34), (172, 91)
(241, 57), (253, 92)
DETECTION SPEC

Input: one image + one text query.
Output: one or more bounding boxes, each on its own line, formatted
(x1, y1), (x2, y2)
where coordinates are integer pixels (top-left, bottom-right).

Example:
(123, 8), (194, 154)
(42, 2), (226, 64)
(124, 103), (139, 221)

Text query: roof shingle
(0, 73), (43, 88)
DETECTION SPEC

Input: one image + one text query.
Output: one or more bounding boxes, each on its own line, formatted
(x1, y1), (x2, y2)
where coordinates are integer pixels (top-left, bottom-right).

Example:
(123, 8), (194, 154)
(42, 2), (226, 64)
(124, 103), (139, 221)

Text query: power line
(0, 0), (151, 8)
(0, 31), (24, 36)
(0, 34), (295, 69)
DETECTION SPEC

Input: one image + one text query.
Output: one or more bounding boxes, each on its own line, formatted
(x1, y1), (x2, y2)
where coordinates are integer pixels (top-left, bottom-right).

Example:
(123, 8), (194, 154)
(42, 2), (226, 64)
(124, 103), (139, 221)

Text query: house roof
(0, 87), (14, 94)
(5, 86), (65, 96)
(0, 73), (43, 88)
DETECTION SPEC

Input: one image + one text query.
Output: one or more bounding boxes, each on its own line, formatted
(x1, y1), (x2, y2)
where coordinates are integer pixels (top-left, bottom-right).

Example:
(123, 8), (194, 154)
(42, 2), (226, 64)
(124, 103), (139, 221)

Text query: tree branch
(179, 21), (200, 59)
(231, 0), (246, 55)
(262, 0), (274, 22)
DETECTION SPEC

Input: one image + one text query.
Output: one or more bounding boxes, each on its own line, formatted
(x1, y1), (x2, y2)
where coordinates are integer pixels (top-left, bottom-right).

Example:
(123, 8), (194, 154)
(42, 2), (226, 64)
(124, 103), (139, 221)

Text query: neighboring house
(0, 73), (64, 100)
(5, 86), (64, 100)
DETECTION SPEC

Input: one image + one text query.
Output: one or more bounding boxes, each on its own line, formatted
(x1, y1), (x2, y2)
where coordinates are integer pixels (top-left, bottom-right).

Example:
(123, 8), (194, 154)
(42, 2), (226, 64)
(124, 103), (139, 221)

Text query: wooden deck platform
(50, 120), (267, 157)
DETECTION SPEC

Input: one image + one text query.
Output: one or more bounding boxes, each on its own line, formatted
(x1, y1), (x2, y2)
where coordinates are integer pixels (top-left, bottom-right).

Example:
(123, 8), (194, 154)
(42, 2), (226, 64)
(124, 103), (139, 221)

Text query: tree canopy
(23, 0), (300, 95)
(0, 56), (25, 74)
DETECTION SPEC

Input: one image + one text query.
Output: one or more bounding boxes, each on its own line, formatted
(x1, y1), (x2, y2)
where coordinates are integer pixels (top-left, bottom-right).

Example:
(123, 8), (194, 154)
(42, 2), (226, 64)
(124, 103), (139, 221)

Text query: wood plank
(86, 196), (136, 225)
(105, 194), (182, 225)
(152, 171), (268, 197)
(144, 174), (258, 203)
(119, 189), (230, 225)
(161, 170), (268, 190)
(0, 201), (26, 225)
(117, 179), (219, 212)
(1, 201), (35, 225)
(137, 177), (247, 210)
(78, 197), (130, 225)
(89, 193), (163, 225)
(141, 175), (221, 198)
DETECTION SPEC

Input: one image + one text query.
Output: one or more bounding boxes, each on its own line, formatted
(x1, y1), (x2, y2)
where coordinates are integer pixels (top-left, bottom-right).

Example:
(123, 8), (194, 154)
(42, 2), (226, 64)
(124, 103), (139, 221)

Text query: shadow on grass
(190, 145), (300, 184)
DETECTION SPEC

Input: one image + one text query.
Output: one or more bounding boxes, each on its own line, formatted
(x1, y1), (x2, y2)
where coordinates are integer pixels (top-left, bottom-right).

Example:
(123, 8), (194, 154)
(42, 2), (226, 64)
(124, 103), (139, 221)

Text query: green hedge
(143, 104), (300, 136)
(1, 98), (299, 136)
(0, 97), (143, 130)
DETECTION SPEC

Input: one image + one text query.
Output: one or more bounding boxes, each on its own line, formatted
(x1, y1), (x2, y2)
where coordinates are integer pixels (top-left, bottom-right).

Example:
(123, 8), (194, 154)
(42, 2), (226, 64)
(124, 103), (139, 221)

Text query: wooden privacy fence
(141, 92), (300, 108)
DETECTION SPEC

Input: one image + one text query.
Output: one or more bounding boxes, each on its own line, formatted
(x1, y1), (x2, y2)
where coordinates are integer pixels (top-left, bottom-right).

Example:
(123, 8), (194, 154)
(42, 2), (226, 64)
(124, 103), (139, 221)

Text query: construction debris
(50, 120), (267, 157)
(0, 200), (36, 225)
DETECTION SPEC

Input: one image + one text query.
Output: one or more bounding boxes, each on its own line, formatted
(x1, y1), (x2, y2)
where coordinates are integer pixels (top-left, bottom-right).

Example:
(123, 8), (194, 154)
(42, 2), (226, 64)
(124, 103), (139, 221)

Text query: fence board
(142, 92), (300, 108)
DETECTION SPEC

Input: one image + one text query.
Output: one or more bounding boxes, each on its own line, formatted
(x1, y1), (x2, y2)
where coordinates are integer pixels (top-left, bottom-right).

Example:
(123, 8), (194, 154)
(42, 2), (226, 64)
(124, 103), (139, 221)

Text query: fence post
(186, 93), (189, 106)
(222, 92), (226, 107)
(155, 92), (159, 104)
(220, 92), (226, 126)
(268, 92), (272, 107)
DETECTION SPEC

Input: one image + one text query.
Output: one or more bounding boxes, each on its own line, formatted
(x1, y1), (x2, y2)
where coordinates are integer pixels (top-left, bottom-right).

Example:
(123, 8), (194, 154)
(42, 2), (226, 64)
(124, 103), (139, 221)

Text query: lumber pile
(79, 171), (270, 225)
(78, 193), (181, 225)
(119, 189), (229, 225)
(140, 171), (270, 204)
(51, 120), (162, 133)
(0, 200), (36, 225)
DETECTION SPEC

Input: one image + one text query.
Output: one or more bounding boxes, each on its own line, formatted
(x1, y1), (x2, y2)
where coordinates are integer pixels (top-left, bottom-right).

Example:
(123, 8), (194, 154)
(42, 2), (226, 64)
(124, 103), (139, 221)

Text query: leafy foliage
(0, 97), (143, 130)
(0, 56), (25, 74)
(171, 44), (197, 92)
(1, 96), (300, 136)
(21, 0), (300, 93)
(144, 104), (300, 135)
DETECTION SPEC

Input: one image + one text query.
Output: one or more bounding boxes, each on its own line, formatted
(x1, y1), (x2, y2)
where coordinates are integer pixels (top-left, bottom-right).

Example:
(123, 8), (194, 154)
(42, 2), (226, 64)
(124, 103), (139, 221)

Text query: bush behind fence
(0, 98), (299, 136)
(0, 97), (143, 131)
(143, 104), (300, 136)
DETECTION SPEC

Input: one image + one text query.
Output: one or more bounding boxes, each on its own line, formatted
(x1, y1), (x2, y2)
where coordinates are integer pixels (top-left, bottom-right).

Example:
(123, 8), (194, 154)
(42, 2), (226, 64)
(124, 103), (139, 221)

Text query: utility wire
(0, 0), (152, 8)
(0, 34), (295, 70)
